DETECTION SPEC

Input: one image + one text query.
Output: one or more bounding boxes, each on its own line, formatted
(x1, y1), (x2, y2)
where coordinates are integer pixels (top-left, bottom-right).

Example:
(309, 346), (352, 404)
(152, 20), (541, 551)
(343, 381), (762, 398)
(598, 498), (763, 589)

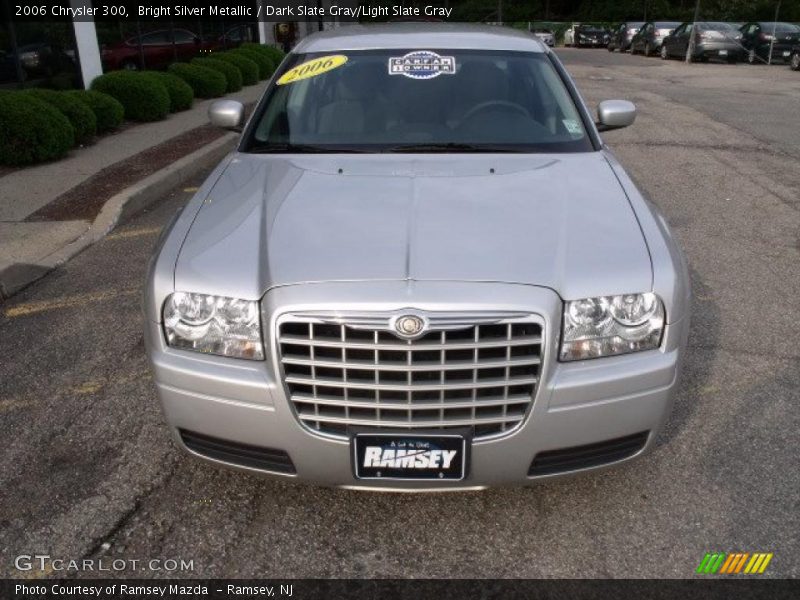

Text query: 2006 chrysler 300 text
(144, 24), (690, 491)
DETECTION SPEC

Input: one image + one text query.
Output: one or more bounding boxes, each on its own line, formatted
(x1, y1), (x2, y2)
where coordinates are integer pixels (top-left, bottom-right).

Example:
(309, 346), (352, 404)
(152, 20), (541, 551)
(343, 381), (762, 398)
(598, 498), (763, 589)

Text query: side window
(140, 31), (169, 45)
(673, 25), (684, 36)
(172, 30), (195, 44)
(685, 24), (693, 34)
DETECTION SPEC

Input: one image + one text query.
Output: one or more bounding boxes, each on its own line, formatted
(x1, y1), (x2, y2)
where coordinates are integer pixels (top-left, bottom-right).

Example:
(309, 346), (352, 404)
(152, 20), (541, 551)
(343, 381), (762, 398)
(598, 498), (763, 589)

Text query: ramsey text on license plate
(352, 432), (469, 481)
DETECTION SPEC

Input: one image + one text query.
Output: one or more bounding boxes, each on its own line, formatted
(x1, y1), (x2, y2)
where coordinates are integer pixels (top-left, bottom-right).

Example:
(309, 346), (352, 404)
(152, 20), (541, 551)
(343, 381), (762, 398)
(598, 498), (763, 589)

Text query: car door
(665, 24), (683, 56)
(740, 23), (756, 51)
(139, 31), (171, 69)
(632, 23), (646, 51)
(172, 29), (200, 62)
(639, 23), (650, 48)
(643, 23), (655, 49)
(679, 23), (693, 55)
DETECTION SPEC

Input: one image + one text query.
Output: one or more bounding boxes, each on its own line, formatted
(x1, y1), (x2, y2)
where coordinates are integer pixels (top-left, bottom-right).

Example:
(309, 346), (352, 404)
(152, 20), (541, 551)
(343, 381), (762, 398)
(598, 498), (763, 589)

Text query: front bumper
(576, 38), (606, 47)
(766, 43), (796, 62)
(146, 282), (687, 490)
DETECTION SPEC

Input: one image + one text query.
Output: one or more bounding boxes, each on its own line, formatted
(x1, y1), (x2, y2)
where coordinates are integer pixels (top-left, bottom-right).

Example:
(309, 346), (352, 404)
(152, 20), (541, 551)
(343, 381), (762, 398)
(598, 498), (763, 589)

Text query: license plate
(352, 431), (469, 481)
(718, 50), (728, 56)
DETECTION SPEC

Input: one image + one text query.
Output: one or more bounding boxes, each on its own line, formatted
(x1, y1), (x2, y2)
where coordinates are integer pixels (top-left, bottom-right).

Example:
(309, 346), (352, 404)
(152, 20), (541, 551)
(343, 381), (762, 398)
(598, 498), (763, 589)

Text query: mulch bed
(25, 124), (226, 222)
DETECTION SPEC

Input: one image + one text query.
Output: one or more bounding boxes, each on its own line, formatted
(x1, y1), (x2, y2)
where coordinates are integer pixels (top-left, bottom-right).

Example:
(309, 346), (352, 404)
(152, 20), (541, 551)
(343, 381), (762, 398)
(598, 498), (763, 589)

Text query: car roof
(292, 23), (547, 53)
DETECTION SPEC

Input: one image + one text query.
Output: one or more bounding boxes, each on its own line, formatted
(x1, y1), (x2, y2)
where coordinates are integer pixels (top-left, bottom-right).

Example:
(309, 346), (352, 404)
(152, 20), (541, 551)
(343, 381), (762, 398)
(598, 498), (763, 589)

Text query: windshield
(577, 27), (605, 33)
(244, 49), (593, 154)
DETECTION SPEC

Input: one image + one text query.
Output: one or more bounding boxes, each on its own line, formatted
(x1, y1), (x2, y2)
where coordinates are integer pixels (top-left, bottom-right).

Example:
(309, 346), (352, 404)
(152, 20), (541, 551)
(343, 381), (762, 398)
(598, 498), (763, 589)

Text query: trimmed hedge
(214, 52), (258, 86)
(167, 63), (226, 99)
(90, 71), (170, 122)
(242, 42), (285, 68)
(65, 90), (124, 133)
(231, 48), (273, 80)
(0, 93), (74, 166)
(140, 71), (194, 112)
(25, 88), (97, 144)
(191, 57), (242, 93)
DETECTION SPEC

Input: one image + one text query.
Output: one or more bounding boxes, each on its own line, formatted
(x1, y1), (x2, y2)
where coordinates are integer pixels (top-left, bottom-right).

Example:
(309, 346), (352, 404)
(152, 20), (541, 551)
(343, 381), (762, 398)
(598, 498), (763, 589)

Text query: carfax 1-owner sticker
(277, 55), (348, 85)
(389, 51), (457, 79)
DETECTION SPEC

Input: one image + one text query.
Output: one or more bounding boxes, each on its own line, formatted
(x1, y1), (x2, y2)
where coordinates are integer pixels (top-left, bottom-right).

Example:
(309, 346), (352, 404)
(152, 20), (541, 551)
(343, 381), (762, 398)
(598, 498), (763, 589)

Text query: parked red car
(101, 29), (218, 71)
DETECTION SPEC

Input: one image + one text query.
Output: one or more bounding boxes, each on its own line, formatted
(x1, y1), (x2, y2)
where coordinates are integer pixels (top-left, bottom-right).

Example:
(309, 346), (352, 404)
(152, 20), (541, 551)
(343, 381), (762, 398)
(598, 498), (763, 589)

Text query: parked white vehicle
(563, 23), (581, 46)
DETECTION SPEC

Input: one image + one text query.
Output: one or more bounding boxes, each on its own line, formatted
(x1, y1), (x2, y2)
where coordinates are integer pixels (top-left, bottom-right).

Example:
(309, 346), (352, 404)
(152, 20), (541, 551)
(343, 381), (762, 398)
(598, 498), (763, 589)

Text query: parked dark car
(217, 25), (256, 48)
(661, 22), (743, 63)
(739, 22), (800, 64)
(101, 29), (219, 71)
(0, 43), (75, 84)
(573, 25), (610, 48)
(608, 22), (644, 52)
(791, 44), (800, 70)
(631, 21), (681, 56)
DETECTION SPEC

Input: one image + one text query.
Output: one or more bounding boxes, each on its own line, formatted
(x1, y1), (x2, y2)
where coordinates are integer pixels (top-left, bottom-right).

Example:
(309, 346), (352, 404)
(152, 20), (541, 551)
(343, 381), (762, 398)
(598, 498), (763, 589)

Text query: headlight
(163, 292), (264, 360)
(560, 293), (664, 361)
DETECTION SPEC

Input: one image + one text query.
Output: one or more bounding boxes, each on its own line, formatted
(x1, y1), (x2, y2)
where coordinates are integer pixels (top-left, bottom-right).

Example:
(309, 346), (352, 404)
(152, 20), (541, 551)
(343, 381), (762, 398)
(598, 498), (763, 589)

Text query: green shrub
(140, 71), (194, 112)
(90, 71), (169, 122)
(167, 63), (226, 99)
(231, 48), (273, 80)
(48, 72), (80, 90)
(214, 52), (258, 86)
(191, 57), (242, 93)
(0, 93), (74, 165)
(242, 43), (285, 68)
(65, 90), (124, 133)
(24, 88), (96, 144)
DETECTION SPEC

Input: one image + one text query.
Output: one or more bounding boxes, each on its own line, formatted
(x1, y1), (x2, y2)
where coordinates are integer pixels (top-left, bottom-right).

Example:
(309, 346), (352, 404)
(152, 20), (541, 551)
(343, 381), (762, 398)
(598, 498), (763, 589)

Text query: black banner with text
(3, 579), (800, 600)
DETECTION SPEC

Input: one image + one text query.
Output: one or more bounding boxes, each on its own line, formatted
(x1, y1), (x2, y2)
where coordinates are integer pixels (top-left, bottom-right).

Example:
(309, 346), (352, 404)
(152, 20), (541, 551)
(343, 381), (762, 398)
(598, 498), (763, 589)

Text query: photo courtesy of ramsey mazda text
(144, 23), (691, 491)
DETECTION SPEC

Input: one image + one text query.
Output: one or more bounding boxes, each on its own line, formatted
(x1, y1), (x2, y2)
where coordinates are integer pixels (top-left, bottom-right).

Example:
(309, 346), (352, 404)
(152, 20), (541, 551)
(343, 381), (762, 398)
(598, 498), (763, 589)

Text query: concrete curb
(0, 132), (237, 301)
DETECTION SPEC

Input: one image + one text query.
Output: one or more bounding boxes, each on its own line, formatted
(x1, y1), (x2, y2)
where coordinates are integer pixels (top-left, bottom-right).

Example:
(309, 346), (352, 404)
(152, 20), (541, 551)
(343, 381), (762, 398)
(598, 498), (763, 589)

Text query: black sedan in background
(739, 22), (800, 64)
(574, 25), (610, 48)
(661, 22), (742, 63)
(631, 21), (681, 56)
(607, 21), (644, 52)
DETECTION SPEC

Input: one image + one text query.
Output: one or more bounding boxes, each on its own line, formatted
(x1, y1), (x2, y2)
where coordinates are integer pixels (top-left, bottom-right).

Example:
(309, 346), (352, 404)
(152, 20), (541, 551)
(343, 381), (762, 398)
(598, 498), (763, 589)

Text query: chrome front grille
(276, 312), (543, 439)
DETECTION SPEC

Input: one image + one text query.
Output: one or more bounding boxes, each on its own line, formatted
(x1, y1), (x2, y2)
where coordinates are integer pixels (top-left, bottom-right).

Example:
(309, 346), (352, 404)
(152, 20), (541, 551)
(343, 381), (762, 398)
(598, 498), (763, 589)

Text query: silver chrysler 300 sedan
(144, 24), (690, 491)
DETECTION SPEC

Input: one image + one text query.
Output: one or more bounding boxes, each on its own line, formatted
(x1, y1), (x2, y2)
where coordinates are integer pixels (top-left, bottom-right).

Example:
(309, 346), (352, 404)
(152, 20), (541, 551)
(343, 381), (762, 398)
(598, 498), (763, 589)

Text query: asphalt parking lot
(1, 48), (798, 579)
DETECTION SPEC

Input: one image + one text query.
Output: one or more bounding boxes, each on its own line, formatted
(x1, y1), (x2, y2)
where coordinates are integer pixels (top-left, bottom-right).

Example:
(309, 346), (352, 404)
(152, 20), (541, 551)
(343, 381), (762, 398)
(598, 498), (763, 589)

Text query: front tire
(644, 42), (652, 57)
(791, 52), (800, 71)
(660, 45), (669, 60)
(747, 48), (757, 64)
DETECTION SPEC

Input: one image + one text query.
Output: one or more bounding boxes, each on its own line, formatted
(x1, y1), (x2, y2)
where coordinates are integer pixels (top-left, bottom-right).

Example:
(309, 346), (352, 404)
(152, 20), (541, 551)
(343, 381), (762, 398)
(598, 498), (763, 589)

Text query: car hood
(174, 152), (652, 301)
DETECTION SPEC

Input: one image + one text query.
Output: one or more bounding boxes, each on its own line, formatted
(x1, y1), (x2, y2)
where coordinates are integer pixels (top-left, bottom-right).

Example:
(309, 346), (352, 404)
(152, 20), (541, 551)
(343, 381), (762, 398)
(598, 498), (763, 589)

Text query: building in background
(1, 1), (341, 90)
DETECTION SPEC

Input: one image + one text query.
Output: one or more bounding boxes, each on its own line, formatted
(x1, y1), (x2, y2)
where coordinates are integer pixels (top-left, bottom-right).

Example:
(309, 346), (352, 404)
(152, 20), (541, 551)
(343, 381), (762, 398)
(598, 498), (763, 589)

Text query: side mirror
(596, 100), (636, 131)
(209, 99), (244, 131)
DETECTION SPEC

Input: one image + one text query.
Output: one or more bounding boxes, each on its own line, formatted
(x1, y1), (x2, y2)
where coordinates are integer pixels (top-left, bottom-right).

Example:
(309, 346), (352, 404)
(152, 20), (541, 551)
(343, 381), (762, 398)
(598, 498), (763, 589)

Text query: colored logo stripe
(696, 552), (773, 574)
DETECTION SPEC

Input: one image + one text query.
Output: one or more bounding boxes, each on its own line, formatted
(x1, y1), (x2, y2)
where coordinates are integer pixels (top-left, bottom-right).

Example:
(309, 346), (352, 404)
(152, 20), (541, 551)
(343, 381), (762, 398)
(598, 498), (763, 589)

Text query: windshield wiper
(247, 143), (365, 154)
(385, 143), (523, 153)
